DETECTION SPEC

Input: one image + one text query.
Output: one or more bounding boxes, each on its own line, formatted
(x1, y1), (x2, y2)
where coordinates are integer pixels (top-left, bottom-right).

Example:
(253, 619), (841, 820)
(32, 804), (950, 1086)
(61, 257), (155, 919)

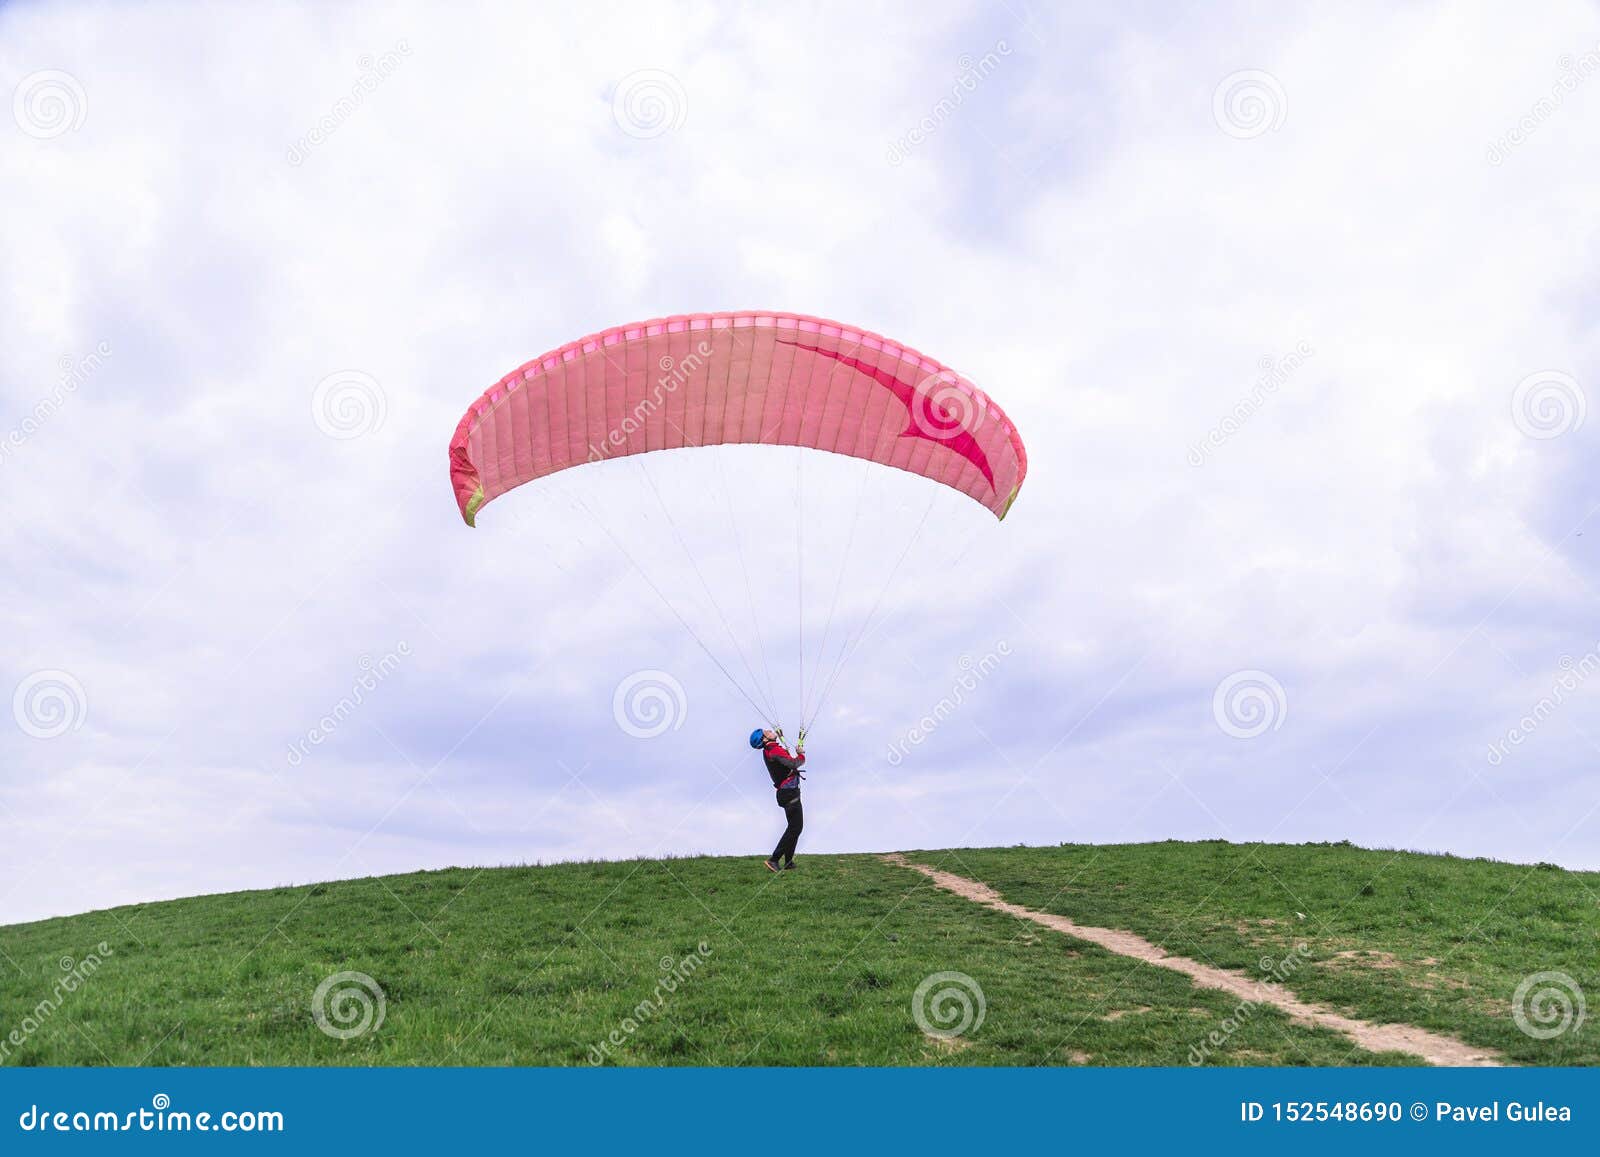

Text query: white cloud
(3, 0), (1600, 923)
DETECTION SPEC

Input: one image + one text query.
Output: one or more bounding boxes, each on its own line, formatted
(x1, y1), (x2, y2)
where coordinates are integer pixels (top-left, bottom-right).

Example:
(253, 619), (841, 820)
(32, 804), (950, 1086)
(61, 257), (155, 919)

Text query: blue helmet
(749, 728), (766, 749)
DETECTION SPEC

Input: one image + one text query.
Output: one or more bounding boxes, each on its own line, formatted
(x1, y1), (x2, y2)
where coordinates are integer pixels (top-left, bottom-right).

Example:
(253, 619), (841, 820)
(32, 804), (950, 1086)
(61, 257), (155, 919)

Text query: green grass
(0, 841), (1590, 1066)
(932, 840), (1600, 1065)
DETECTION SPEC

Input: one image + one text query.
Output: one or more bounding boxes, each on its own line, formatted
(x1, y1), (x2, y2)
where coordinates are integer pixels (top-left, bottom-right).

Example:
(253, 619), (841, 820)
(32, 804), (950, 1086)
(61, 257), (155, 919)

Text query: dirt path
(881, 853), (1503, 1067)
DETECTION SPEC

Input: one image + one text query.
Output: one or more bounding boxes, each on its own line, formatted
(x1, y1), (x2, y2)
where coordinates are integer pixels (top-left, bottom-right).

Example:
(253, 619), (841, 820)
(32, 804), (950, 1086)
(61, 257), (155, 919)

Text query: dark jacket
(762, 742), (805, 790)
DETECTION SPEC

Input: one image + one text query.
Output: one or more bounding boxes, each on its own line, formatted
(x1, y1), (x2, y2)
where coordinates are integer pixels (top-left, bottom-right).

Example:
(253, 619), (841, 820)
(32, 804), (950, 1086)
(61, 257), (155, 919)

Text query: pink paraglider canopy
(449, 311), (1027, 526)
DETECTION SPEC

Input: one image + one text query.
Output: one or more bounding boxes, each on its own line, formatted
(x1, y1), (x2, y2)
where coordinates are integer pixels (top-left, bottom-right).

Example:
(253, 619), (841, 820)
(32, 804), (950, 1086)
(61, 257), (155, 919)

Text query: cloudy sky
(3, 1), (1598, 925)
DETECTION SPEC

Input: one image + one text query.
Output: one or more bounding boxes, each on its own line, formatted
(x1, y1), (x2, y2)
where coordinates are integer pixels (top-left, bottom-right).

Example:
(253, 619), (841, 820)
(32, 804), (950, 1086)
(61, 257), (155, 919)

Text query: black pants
(770, 788), (803, 865)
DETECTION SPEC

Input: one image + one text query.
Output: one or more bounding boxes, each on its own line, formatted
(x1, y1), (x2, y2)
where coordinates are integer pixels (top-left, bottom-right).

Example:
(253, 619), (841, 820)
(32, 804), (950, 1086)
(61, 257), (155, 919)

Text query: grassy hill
(1, 841), (1594, 1066)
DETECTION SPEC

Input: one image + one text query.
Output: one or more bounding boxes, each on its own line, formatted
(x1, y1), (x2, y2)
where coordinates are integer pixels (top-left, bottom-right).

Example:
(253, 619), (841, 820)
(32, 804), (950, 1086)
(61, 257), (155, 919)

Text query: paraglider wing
(449, 311), (1027, 525)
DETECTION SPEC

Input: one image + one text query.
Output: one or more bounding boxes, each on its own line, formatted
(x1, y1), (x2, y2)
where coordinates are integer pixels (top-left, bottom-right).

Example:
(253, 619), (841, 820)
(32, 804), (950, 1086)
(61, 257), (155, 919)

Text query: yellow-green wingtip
(997, 484), (1020, 520)
(464, 484), (485, 527)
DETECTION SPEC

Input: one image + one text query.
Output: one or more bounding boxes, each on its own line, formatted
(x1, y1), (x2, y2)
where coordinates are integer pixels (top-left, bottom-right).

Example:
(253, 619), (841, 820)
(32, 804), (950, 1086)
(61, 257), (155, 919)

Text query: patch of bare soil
(1100, 1006), (1151, 1021)
(1330, 949), (1405, 970)
(1326, 948), (1474, 992)
(881, 853), (1503, 1068)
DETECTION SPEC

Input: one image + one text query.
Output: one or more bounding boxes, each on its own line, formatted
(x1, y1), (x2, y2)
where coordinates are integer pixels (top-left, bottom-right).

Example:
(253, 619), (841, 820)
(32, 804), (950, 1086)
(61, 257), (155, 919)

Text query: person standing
(751, 727), (806, 871)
